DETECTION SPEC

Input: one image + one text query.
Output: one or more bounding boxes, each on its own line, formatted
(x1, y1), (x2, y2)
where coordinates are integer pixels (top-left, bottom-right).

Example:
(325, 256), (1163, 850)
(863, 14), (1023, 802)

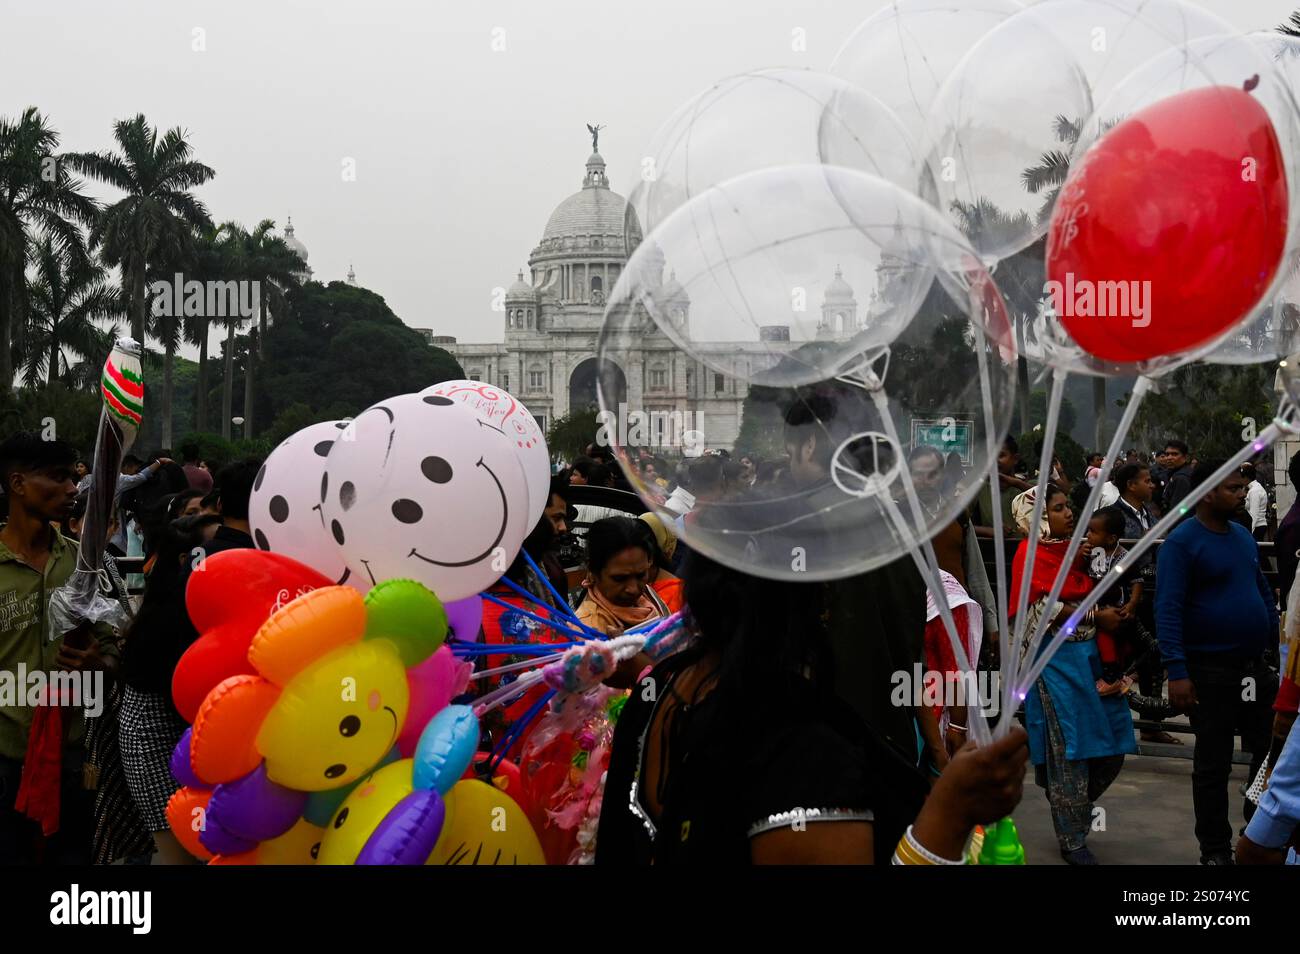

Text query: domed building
(442, 134), (857, 450)
(282, 217), (313, 283)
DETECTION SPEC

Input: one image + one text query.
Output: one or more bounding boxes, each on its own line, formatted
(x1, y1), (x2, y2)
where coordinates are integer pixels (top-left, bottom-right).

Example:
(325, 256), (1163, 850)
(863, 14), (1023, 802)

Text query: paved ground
(1014, 717), (1255, 865)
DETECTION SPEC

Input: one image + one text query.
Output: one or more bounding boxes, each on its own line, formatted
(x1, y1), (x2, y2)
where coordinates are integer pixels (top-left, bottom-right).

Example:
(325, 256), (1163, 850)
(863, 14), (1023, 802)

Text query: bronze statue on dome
(586, 123), (604, 152)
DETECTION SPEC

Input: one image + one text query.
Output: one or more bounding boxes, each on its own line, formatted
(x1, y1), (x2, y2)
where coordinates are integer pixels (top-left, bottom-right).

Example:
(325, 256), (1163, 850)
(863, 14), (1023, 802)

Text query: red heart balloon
(172, 550), (332, 723)
(1047, 85), (1288, 363)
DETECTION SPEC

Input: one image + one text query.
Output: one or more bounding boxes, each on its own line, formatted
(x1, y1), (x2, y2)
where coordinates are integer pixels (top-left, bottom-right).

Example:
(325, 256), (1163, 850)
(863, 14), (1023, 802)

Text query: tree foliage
(1131, 363), (1276, 460)
(548, 407), (600, 463)
(255, 280), (463, 423)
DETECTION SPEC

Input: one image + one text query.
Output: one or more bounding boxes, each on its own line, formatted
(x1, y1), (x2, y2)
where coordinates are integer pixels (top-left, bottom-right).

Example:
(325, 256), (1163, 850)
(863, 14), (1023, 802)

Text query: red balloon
(172, 550), (332, 723)
(1047, 84), (1288, 363)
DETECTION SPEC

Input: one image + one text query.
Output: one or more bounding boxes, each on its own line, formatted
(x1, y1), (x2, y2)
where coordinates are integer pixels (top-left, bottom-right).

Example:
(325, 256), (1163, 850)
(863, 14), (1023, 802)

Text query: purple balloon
(198, 812), (258, 857)
(169, 728), (203, 789)
(444, 595), (483, 642)
(207, 763), (308, 843)
(355, 790), (446, 865)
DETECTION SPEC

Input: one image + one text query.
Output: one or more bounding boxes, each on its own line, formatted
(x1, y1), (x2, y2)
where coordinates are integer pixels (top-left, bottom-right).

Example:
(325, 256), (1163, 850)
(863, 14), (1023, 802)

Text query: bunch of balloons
(165, 561), (544, 864)
(247, 379), (550, 603)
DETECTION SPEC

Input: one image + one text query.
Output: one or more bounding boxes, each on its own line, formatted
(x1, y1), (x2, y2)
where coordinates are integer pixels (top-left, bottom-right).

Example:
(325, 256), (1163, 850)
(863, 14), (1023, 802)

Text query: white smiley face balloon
(250, 419), (359, 589)
(419, 380), (550, 527)
(320, 393), (531, 601)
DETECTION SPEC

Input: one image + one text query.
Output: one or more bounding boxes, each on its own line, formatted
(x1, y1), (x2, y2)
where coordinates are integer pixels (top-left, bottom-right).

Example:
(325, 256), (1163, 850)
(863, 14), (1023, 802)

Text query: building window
(502, 372), (509, 390)
(591, 275), (603, 294)
(469, 368), (481, 380)
(534, 414), (546, 434)
(714, 373), (724, 394)
(650, 368), (667, 390)
(529, 369), (545, 390)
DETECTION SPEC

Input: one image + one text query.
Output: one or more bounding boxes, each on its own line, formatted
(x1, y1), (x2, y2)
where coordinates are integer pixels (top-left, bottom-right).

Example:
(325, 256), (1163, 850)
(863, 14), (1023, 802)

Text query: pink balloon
(445, 595), (483, 642)
(396, 646), (473, 757)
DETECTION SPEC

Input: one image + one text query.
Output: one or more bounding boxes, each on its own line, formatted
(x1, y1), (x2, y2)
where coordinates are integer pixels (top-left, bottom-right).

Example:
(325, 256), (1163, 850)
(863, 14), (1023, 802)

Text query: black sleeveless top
(595, 646), (930, 865)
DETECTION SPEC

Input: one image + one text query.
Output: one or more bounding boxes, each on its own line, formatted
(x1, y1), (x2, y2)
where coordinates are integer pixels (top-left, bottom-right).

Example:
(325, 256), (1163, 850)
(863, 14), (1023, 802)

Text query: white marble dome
(541, 152), (627, 242)
(283, 217), (308, 264)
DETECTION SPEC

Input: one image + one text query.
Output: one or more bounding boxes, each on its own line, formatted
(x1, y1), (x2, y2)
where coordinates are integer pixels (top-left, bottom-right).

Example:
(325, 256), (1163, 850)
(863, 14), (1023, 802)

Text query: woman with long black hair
(596, 493), (1028, 865)
(117, 513), (221, 864)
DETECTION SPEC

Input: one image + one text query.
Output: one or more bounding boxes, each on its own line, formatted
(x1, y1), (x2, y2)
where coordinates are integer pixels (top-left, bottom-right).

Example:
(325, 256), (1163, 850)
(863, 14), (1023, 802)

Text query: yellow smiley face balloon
(315, 759), (415, 865)
(257, 641), (409, 791)
(258, 817), (327, 865)
(429, 779), (545, 865)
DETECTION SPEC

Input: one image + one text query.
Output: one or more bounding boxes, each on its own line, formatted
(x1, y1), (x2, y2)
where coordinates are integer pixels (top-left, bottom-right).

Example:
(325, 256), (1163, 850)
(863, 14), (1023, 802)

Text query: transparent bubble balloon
(1196, 33), (1300, 365)
(829, 0), (1024, 150)
(597, 170), (1018, 581)
(921, 7), (1093, 262)
(623, 68), (919, 258)
(613, 165), (997, 389)
(1027, 0), (1233, 113)
(1067, 31), (1300, 368)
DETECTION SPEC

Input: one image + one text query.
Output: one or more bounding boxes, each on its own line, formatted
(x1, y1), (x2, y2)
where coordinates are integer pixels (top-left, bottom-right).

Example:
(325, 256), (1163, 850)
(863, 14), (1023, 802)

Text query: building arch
(569, 355), (625, 413)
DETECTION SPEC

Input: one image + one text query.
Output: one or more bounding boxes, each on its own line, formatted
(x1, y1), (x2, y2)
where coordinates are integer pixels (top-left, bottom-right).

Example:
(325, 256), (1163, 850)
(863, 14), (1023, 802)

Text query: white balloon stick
(1006, 367), (1067, 693)
(975, 336), (1015, 731)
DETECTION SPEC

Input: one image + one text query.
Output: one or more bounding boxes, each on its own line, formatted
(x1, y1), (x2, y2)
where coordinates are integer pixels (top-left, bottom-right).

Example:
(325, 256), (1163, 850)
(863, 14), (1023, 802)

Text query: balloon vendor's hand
(926, 725), (1028, 837)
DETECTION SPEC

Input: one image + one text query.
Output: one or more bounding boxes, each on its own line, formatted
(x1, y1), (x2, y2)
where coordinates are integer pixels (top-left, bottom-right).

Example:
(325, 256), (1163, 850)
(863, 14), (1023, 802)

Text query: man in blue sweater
(1156, 460), (1279, 865)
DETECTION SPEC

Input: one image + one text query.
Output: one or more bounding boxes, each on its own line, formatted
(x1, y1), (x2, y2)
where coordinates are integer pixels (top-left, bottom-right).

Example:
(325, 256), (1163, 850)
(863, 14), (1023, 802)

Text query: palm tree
(184, 223), (235, 433)
(20, 235), (121, 388)
(0, 108), (99, 389)
(229, 219), (302, 439)
(69, 115), (215, 347)
(1280, 11), (1300, 37)
(210, 222), (250, 440)
(1020, 115), (1080, 227)
(1021, 115), (1111, 451)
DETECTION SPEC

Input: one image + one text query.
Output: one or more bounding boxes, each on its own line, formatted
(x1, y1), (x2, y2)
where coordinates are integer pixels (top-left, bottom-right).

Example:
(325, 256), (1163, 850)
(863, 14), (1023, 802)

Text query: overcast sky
(3, 0), (1297, 356)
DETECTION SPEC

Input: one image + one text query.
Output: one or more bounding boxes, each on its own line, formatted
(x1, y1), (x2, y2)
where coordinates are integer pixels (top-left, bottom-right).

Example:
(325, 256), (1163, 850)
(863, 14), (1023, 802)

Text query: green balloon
(363, 579), (448, 667)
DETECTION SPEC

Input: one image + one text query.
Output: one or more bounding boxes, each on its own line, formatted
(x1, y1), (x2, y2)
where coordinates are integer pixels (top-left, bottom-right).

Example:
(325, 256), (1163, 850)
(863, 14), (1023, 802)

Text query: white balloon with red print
(419, 379), (550, 527)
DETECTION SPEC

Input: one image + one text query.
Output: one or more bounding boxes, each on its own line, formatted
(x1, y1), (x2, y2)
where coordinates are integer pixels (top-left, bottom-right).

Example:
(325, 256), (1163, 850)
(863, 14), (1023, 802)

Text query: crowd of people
(2, 413), (1299, 866)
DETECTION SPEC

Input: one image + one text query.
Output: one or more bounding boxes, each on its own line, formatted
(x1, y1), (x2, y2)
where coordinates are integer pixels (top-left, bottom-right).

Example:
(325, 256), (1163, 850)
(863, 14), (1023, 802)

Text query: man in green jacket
(0, 432), (120, 864)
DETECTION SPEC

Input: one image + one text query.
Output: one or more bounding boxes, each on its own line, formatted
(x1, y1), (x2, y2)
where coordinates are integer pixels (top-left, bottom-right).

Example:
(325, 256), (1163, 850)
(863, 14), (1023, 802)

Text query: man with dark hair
(972, 435), (1031, 538)
(568, 457), (597, 486)
(1159, 439), (1194, 514)
(199, 459), (259, 554)
(0, 432), (120, 863)
(179, 443), (212, 495)
(1275, 451), (1300, 605)
(1240, 462), (1269, 542)
(783, 395), (838, 486)
(1156, 460), (1280, 865)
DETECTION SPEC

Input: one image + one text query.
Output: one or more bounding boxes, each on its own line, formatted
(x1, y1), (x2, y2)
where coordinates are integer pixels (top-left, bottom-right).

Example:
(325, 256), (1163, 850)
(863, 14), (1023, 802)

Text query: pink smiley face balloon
(420, 380), (550, 527)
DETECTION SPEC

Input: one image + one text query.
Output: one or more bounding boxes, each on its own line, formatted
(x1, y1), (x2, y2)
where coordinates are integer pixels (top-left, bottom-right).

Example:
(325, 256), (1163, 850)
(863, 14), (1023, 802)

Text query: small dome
(283, 216), (308, 264)
(661, 269), (689, 303)
(506, 270), (537, 300)
(825, 265), (855, 302)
